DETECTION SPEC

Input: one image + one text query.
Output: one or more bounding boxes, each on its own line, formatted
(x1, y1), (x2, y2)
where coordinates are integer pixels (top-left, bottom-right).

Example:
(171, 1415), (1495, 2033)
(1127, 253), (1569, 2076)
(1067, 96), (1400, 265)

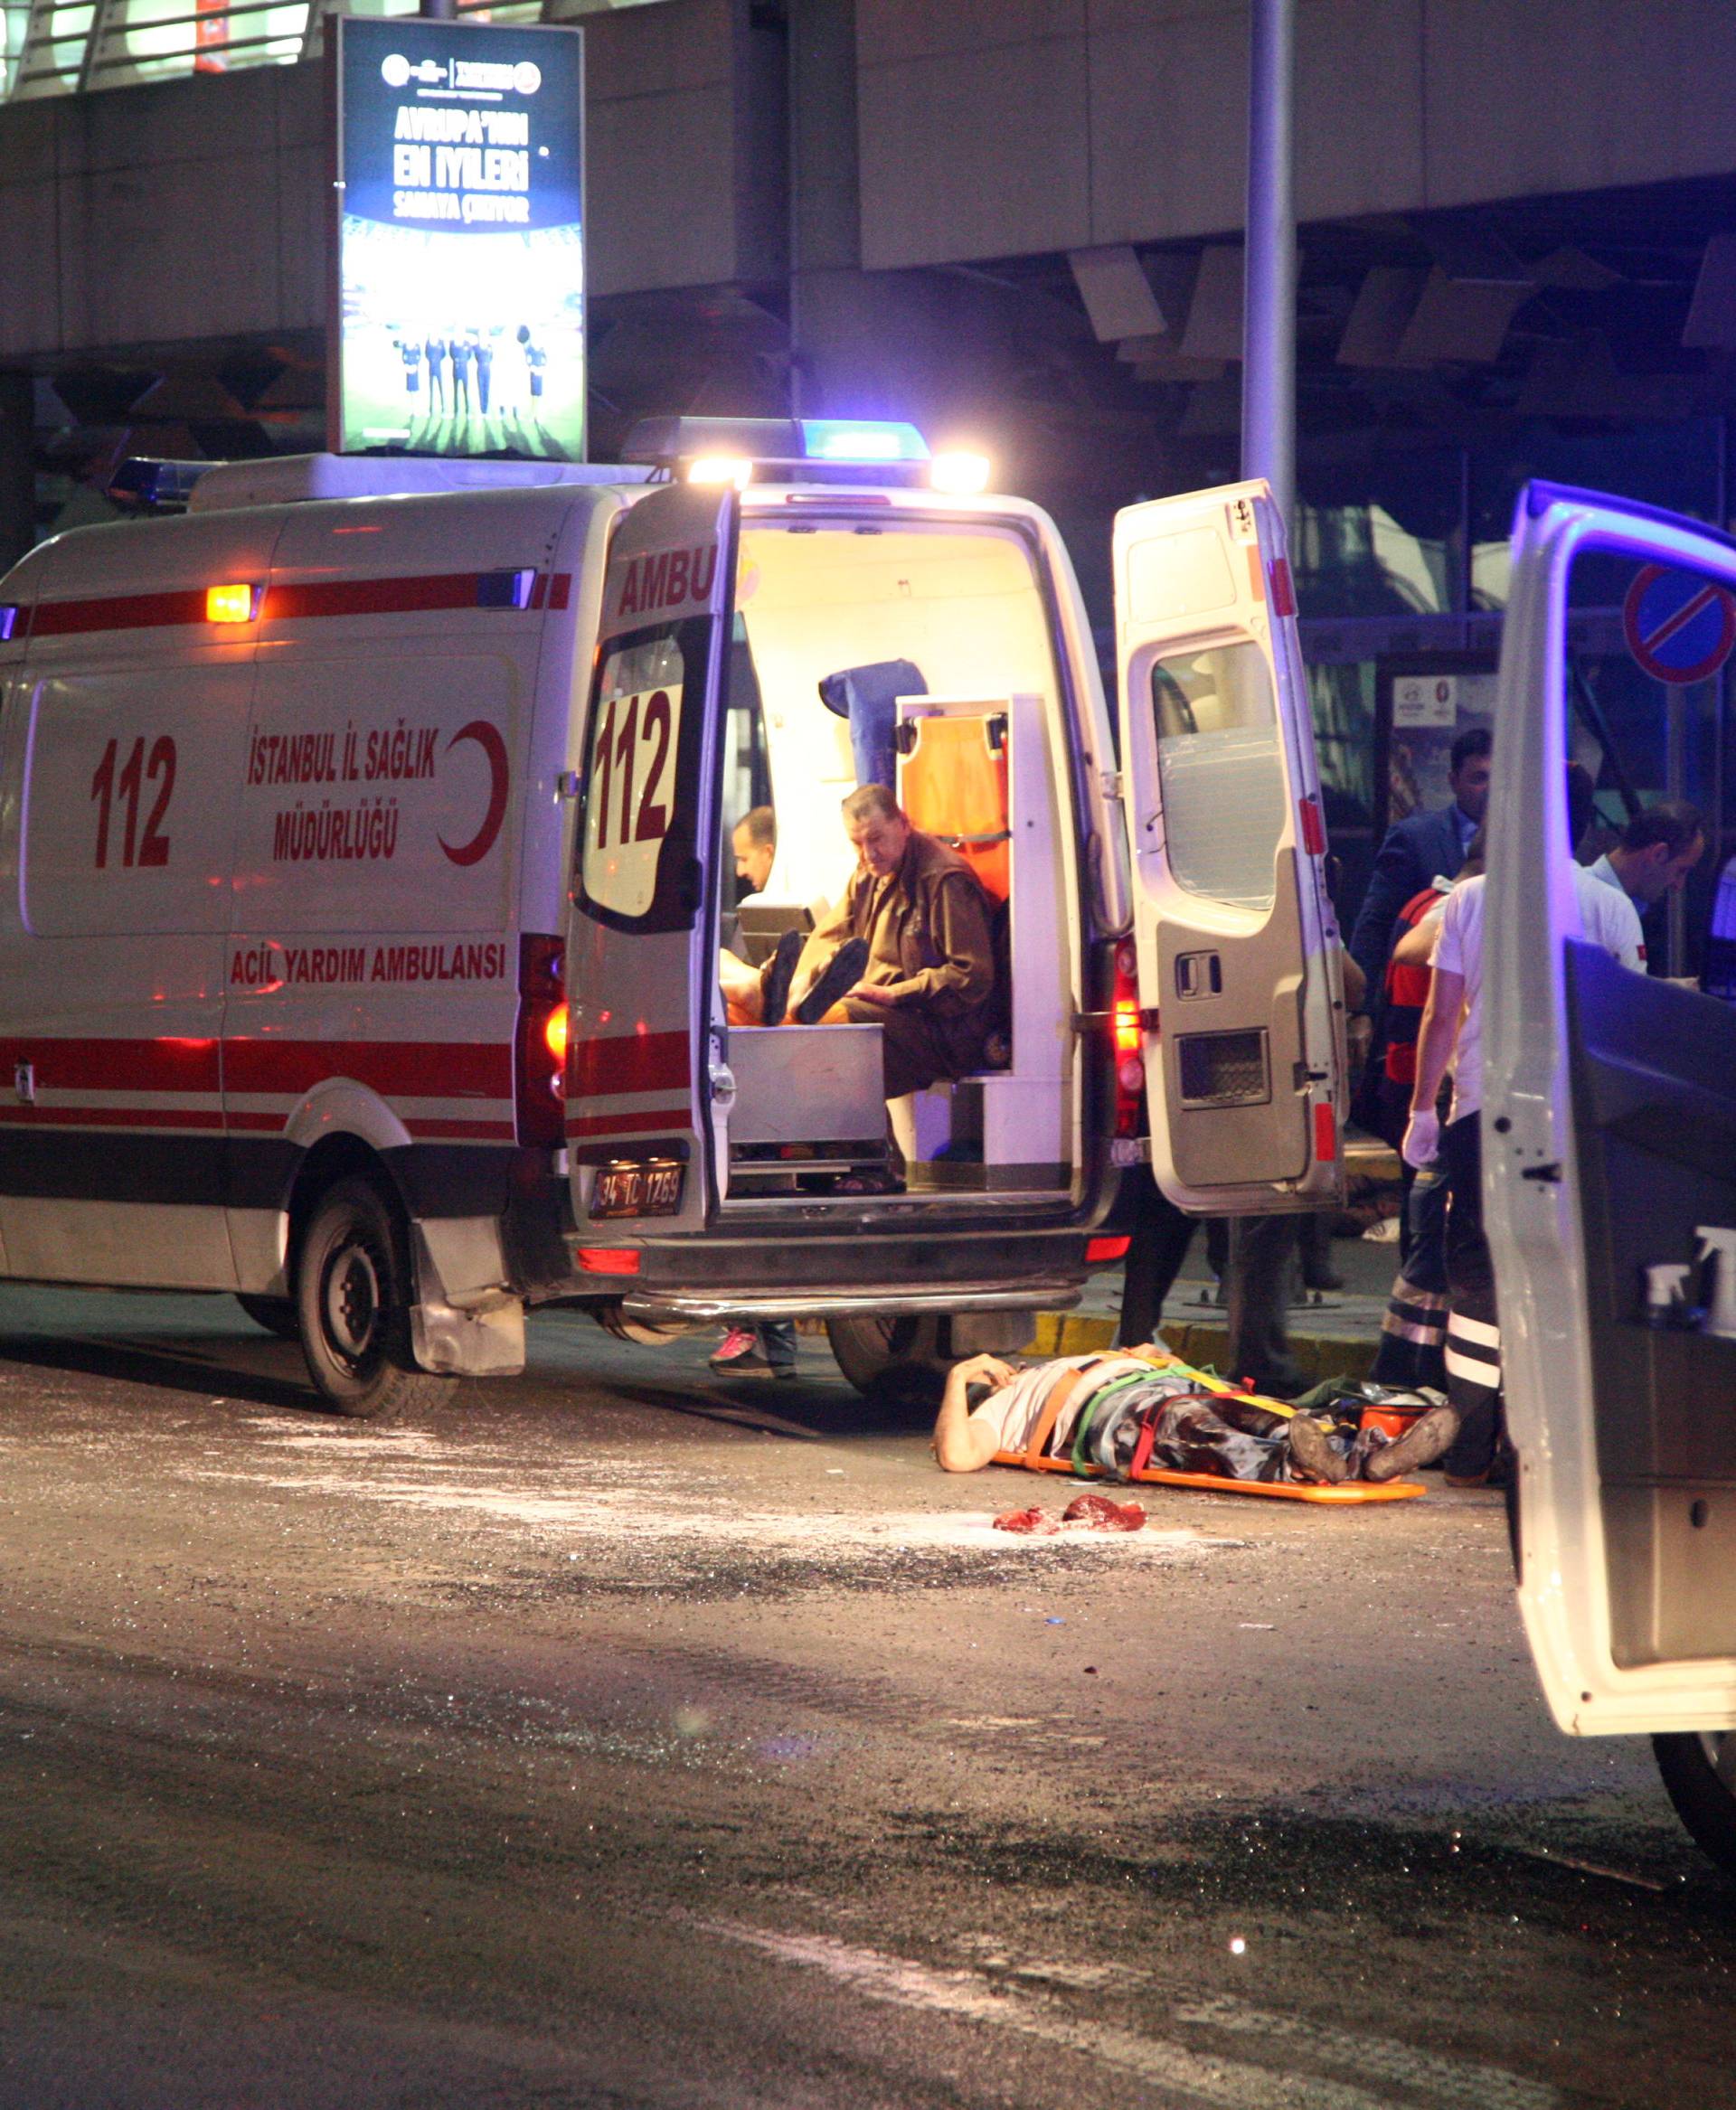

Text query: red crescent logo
(439, 720), (509, 868)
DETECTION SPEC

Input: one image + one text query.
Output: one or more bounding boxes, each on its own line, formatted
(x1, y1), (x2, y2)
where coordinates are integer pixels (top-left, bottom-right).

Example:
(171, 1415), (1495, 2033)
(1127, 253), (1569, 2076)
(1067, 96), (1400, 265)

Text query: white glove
(1401, 1109), (1440, 1170)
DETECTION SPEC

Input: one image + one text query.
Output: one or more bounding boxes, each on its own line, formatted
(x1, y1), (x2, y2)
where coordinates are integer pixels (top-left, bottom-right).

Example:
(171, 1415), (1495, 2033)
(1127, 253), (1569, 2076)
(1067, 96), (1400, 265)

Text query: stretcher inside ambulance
(0, 422), (1344, 1419)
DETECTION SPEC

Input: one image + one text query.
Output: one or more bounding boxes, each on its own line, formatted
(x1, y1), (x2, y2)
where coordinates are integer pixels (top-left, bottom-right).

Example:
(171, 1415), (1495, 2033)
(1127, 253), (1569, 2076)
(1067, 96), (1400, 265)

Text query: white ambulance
(0, 420), (1344, 1417)
(1485, 478), (1736, 1872)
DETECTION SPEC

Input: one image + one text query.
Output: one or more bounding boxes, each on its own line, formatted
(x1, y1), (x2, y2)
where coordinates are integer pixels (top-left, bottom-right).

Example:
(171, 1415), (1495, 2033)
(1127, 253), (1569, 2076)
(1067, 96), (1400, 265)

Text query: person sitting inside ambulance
(768, 784), (999, 1098)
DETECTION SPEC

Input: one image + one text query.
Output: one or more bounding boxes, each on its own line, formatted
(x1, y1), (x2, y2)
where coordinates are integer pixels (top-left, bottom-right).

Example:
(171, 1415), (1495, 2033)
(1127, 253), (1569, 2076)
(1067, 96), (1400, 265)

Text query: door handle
(13, 1061), (33, 1105)
(708, 1061), (737, 1112)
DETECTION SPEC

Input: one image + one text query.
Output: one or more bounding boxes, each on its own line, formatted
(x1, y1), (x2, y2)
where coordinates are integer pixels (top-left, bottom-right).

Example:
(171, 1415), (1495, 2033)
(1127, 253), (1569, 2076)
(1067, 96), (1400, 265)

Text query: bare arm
(931, 1353), (1019, 1473)
(1391, 915), (1439, 970)
(1408, 966), (1465, 1117)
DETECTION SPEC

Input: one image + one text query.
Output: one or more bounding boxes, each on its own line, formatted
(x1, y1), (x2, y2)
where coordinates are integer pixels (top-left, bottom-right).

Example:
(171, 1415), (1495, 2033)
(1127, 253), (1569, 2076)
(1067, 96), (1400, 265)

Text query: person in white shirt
(1586, 800), (1704, 926)
(1402, 854), (1645, 1484)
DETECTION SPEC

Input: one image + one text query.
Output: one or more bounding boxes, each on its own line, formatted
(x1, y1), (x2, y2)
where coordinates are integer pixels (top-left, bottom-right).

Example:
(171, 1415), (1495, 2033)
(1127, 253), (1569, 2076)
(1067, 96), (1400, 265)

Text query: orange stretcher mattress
(989, 1348), (1425, 1502)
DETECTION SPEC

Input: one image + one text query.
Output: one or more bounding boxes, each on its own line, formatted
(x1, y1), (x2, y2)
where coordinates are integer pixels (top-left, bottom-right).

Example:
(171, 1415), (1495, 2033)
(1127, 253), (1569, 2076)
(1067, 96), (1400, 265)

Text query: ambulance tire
(295, 1176), (448, 1419)
(1652, 1734), (1736, 1879)
(826, 1314), (947, 1408)
(235, 1294), (300, 1341)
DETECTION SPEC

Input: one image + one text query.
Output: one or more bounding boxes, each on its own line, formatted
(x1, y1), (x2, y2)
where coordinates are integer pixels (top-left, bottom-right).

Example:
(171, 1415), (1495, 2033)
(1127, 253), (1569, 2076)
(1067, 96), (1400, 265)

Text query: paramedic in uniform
(796, 785), (997, 1098)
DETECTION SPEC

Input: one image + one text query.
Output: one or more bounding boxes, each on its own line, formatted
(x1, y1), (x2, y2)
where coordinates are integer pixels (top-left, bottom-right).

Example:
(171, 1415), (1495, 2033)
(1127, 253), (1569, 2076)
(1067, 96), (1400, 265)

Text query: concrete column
(786, 0), (860, 417)
(0, 372), (33, 579)
(1241, 0), (1296, 526)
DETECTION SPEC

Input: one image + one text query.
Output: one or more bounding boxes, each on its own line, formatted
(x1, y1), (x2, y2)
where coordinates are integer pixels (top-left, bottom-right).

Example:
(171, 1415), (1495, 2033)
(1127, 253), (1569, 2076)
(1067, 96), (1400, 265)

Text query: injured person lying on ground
(717, 784), (999, 1097)
(930, 1352), (1461, 1485)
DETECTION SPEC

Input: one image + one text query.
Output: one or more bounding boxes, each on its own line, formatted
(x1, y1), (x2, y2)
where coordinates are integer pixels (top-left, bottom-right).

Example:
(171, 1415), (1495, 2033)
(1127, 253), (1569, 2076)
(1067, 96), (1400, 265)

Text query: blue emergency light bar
(621, 415), (931, 474)
(798, 419), (929, 463)
(107, 457), (212, 513)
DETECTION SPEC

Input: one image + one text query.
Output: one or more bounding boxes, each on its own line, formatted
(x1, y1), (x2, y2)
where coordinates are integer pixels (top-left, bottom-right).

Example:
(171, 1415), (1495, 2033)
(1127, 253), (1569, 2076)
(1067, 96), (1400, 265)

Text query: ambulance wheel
(295, 1176), (446, 1419)
(1653, 1733), (1736, 1879)
(235, 1294), (300, 1341)
(826, 1314), (947, 1408)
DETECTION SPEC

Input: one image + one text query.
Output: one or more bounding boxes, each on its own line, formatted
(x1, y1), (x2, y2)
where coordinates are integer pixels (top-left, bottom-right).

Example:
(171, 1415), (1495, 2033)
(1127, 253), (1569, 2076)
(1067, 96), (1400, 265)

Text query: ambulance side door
(564, 484), (734, 1238)
(1486, 482), (1736, 1740)
(1112, 480), (1343, 1215)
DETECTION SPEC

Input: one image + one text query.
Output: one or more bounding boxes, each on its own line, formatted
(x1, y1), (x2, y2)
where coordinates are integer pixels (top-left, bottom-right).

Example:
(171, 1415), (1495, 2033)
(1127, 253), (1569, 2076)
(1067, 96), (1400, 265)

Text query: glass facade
(1, 0), (655, 98)
(1297, 419), (1732, 962)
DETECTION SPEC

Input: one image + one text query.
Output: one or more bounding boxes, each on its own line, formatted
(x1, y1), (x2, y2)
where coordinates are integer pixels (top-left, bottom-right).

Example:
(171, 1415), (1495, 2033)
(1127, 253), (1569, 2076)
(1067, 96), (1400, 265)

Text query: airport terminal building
(5, 0), (1736, 927)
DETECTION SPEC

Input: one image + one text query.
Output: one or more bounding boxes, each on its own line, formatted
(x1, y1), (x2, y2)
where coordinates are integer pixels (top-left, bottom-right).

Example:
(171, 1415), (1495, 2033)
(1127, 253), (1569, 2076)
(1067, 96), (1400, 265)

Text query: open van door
(1486, 486), (1736, 1855)
(1112, 480), (1343, 1215)
(564, 483), (735, 1239)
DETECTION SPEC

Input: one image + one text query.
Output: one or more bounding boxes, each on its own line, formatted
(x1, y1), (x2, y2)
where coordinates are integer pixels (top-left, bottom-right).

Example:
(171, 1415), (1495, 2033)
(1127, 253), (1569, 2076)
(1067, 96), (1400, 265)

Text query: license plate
(591, 1162), (684, 1219)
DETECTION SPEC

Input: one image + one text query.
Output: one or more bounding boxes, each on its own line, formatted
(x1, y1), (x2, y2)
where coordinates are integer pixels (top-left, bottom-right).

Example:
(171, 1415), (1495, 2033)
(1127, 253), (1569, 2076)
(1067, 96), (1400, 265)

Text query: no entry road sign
(1623, 564), (1736, 684)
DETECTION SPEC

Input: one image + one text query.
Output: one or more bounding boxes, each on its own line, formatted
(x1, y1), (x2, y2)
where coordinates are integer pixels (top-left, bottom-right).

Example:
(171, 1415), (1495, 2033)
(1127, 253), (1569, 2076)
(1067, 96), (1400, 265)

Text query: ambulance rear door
(564, 483), (735, 1238)
(1112, 479), (1343, 1215)
(1485, 481), (1736, 1740)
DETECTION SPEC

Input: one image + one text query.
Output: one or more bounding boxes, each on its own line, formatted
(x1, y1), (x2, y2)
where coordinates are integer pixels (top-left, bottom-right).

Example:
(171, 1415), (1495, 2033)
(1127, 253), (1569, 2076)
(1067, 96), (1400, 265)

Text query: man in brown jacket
(790, 783), (998, 1097)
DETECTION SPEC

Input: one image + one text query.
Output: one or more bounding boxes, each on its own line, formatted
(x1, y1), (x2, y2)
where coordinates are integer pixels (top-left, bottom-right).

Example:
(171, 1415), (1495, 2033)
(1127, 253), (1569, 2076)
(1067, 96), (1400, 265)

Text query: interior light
(929, 451), (992, 495)
(686, 456), (752, 489)
(206, 581), (259, 625)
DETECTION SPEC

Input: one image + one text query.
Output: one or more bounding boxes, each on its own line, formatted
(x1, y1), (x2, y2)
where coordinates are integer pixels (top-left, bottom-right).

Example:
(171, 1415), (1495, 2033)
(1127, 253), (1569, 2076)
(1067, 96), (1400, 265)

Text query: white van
(1485, 478), (1736, 1870)
(0, 422), (1344, 1417)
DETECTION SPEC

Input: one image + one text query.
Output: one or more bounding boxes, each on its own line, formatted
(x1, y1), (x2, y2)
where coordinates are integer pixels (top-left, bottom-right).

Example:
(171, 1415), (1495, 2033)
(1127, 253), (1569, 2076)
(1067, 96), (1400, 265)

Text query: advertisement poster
(331, 15), (585, 461)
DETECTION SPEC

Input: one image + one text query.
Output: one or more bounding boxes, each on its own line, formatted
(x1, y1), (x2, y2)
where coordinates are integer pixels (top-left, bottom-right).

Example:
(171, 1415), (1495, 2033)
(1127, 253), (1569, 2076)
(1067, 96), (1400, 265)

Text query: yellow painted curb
(1024, 1312), (1375, 1385)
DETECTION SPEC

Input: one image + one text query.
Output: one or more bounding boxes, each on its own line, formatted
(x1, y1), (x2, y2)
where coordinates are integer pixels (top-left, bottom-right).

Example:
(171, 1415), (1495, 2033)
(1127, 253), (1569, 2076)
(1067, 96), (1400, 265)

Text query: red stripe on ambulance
(22, 572), (571, 640)
(568, 1029), (689, 1101)
(0, 1035), (220, 1093)
(564, 1109), (691, 1139)
(224, 1037), (512, 1102)
(33, 589), (211, 637)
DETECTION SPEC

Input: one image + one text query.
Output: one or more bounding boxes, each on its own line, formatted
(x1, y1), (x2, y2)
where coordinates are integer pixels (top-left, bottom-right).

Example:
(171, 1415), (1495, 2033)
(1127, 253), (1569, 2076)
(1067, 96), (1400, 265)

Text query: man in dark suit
(1349, 727), (1492, 1006)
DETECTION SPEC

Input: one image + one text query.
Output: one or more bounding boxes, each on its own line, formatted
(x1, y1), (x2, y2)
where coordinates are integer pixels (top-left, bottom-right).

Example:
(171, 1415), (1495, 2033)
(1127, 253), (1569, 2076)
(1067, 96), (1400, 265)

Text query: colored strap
(1024, 1366), (1090, 1466)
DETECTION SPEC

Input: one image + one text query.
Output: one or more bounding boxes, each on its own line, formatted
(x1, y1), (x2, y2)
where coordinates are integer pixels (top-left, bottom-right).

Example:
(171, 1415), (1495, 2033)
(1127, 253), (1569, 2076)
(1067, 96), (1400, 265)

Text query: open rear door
(564, 483), (735, 1239)
(1112, 480), (1343, 1215)
(1486, 482), (1736, 1739)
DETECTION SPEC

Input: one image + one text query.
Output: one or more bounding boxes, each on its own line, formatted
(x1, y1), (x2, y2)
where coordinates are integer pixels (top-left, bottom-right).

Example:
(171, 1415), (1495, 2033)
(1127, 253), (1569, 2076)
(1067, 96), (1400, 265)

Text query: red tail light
(1112, 938), (1146, 1137)
(515, 933), (566, 1147)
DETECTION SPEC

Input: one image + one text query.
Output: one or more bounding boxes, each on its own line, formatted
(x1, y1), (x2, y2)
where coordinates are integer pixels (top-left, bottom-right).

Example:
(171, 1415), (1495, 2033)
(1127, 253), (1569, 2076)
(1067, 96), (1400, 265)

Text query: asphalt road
(0, 1283), (1730, 2109)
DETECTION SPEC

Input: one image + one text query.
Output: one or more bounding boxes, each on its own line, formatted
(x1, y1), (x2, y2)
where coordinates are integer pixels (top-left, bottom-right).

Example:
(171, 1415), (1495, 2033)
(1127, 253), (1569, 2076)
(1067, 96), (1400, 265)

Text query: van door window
(1150, 640), (1288, 912)
(577, 621), (703, 932)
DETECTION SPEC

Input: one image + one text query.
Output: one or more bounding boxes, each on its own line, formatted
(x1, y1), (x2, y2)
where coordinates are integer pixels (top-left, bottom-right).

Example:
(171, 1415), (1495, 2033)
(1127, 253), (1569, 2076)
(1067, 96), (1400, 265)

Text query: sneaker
(709, 1327), (796, 1380)
(1286, 1413), (1349, 1484)
(794, 937), (871, 1025)
(710, 1326), (758, 1369)
(1363, 1405), (1461, 1483)
(760, 929), (803, 1028)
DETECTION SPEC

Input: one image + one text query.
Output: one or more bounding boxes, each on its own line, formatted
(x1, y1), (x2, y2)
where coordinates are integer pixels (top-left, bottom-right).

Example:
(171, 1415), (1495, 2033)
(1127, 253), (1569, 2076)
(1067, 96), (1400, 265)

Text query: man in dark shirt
(1349, 726), (1492, 1011)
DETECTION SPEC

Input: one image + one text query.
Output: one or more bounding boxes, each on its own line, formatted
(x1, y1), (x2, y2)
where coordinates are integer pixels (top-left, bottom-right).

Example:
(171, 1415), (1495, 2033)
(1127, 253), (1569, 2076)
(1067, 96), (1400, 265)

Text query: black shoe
(760, 928), (803, 1028)
(794, 937), (870, 1025)
(1363, 1405), (1460, 1484)
(1286, 1414), (1349, 1484)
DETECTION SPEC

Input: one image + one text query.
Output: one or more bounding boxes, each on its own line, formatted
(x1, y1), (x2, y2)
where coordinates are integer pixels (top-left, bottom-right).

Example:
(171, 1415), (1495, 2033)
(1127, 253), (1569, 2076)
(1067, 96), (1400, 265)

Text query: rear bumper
(619, 1280), (1084, 1323)
(541, 1225), (1095, 1317)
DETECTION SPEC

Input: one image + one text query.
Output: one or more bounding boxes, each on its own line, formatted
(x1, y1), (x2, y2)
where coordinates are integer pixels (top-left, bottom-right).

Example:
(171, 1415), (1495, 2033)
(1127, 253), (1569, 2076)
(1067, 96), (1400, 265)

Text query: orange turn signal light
(1113, 997), (1142, 1057)
(543, 1000), (569, 1063)
(206, 581), (259, 625)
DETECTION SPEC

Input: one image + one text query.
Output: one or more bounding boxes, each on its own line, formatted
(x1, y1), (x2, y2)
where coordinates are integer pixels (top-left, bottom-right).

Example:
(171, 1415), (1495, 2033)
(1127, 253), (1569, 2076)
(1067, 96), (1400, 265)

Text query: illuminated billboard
(331, 15), (585, 461)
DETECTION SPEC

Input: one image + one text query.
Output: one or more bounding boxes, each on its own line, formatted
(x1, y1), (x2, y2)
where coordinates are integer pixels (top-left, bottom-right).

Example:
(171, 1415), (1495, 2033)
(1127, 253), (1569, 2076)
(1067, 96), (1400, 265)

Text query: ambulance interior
(716, 514), (1080, 1201)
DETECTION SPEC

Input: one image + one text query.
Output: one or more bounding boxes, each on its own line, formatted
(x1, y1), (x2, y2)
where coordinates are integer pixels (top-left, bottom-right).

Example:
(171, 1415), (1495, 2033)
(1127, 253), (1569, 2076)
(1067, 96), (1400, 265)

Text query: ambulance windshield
(731, 520), (1055, 905)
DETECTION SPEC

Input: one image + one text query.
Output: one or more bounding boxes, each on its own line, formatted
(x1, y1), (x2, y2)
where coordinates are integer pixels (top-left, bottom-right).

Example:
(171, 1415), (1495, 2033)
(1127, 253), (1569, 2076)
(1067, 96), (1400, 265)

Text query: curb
(1024, 1310), (1376, 1385)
